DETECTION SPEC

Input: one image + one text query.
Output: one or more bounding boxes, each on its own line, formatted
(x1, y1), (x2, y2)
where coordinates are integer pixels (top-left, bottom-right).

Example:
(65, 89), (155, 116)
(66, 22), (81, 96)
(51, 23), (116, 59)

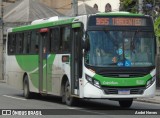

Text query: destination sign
(112, 18), (143, 26)
(88, 16), (151, 27)
(96, 18), (145, 26)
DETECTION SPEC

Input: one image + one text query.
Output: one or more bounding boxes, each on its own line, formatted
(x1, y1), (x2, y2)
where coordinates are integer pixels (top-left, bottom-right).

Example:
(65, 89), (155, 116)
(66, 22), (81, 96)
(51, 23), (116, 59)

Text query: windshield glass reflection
(85, 31), (155, 67)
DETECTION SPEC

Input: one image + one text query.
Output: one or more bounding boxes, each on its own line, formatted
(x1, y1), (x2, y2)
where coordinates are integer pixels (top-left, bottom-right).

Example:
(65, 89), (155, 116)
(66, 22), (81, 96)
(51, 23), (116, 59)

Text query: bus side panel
(50, 54), (63, 96)
(29, 73), (39, 93)
(48, 54), (70, 96)
(46, 54), (56, 93)
(6, 56), (24, 90)
(19, 55), (39, 93)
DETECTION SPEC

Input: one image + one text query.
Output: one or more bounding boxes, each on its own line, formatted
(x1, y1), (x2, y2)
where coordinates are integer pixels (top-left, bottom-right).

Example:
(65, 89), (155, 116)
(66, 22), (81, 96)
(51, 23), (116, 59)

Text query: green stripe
(16, 55), (38, 72)
(72, 23), (81, 28)
(94, 74), (151, 87)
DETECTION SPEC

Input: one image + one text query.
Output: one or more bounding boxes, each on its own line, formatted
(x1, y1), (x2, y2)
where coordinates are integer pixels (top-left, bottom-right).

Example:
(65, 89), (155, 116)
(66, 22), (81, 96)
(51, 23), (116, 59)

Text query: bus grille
(103, 87), (145, 95)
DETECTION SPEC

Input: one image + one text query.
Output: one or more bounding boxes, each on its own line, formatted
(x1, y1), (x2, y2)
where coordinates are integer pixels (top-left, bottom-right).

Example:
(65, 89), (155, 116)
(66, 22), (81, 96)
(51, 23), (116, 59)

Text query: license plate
(118, 90), (130, 95)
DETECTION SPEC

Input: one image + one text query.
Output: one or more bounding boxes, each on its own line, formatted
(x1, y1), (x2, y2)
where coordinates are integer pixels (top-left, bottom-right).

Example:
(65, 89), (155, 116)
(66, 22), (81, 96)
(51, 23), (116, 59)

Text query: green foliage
(143, 0), (154, 15)
(121, 0), (133, 6)
(120, 0), (156, 14)
(154, 17), (160, 37)
(120, 0), (138, 13)
(154, 17), (160, 45)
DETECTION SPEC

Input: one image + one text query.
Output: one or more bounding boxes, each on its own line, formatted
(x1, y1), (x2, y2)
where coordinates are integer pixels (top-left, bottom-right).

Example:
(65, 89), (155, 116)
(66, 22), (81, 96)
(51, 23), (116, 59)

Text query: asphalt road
(0, 82), (160, 118)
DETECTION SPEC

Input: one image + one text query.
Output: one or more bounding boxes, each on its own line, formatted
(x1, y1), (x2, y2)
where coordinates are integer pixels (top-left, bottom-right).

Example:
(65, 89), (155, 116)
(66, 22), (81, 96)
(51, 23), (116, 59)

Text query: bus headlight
(93, 80), (100, 88)
(85, 74), (101, 88)
(146, 76), (156, 88)
(86, 74), (93, 83)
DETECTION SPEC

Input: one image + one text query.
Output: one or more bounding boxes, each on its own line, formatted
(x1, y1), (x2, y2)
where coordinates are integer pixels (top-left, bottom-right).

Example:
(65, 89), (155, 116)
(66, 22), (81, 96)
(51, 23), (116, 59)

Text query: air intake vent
(130, 89), (144, 94)
(104, 89), (118, 94)
(102, 87), (145, 95)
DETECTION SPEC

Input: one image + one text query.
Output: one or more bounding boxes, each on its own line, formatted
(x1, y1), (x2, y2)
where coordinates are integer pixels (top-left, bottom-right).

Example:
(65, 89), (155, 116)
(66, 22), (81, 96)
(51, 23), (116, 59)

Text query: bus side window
(23, 32), (27, 54)
(27, 32), (31, 54)
(20, 33), (24, 54)
(16, 33), (24, 54)
(23, 32), (30, 54)
(61, 26), (71, 52)
(8, 33), (16, 55)
(30, 30), (38, 54)
(50, 28), (60, 53)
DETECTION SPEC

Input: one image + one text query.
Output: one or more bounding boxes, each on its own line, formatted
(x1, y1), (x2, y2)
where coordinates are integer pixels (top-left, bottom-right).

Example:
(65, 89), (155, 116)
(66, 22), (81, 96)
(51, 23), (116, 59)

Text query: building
(39, 0), (72, 14)
(39, 0), (120, 14)
(83, 0), (120, 12)
(40, 0), (120, 14)
(2, 0), (120, 15)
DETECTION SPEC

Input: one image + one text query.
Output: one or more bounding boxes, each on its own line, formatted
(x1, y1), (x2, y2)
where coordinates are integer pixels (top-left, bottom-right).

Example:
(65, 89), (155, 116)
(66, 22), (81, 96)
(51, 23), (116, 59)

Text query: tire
(23, 76), (32, 99)
(63, 80), (76, 106)
(119, 100), (133, 108)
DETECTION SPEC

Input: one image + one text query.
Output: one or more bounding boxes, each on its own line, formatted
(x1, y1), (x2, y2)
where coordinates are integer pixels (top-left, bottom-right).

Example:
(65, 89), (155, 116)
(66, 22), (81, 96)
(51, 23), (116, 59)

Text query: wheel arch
(60, 74), (69, 96)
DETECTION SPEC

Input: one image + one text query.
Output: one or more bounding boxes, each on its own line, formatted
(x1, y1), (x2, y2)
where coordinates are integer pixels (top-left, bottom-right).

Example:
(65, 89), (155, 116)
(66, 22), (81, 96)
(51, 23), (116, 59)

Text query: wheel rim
(24, 82), (28, 97)
(65, 82), (71, 102)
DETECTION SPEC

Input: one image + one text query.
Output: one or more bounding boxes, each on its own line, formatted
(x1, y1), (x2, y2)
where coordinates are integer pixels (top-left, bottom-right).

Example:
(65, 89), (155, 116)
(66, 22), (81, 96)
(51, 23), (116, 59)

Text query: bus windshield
(85, 30), (155, 67)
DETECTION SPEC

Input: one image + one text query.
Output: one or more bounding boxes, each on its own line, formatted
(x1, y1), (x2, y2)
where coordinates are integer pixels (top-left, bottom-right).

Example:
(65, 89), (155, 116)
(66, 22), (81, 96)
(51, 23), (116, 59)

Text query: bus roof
(96, 12), (145, 17)
(12, 18), (75, 32)
(11, 12), (147, 33)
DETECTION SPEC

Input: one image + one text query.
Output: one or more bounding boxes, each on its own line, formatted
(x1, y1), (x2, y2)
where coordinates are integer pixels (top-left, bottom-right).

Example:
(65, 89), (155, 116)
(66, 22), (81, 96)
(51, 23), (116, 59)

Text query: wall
(84, 0), (120, 12)
(39, 0), (71, 14)
(39, 0), (120, 14)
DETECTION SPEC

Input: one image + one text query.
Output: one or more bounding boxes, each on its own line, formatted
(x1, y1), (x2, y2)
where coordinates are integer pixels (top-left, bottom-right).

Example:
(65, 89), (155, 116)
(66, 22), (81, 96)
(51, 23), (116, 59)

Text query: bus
(5, 12), (156, 108)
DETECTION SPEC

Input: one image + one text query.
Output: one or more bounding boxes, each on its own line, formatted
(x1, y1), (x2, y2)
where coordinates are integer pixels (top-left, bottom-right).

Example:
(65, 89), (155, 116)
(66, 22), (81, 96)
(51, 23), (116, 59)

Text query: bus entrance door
(39, 28), (49, 94)
(71, 23), (83, 96)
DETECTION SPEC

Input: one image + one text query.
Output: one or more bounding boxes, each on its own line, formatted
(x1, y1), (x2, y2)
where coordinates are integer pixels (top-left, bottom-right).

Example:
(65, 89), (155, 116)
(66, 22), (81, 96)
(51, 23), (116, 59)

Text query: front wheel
(23, 76), (32, 99)
(119, 100), (133, 108)
(64, 81), (76, 106)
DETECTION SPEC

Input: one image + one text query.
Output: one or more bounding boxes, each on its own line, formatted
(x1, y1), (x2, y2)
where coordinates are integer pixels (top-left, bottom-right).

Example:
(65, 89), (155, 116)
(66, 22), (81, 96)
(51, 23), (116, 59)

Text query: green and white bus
(5, 12), (156, 108)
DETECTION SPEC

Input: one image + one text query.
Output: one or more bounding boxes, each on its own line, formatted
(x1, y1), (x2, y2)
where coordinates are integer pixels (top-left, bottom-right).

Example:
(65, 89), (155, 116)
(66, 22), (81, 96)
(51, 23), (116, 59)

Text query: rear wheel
(64, 80), (76, 106)
(23, 76), (32, 99)
(119, 100), (133, 108)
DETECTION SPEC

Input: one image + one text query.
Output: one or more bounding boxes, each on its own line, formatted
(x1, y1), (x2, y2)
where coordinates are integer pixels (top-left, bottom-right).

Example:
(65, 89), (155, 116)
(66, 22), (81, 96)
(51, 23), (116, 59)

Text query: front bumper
(83, 81), (156, 99)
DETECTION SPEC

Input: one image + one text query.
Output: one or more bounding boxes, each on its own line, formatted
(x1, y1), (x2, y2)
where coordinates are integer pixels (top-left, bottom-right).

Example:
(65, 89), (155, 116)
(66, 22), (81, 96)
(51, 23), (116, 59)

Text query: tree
(154, 16), (160, 45)
(142, 0), (154, 15)
(120, 0), (138, 13)
(119, 0), (154, 14)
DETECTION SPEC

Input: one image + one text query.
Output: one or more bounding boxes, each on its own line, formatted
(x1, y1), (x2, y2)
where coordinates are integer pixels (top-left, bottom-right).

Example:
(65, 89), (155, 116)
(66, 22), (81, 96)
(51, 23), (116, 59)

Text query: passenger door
(39, 28), (49, 93)
(71, 23), (83, 95)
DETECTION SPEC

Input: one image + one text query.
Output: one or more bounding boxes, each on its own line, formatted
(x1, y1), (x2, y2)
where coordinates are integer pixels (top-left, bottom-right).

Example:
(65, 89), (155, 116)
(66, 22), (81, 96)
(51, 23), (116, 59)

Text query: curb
(135, 95), (160, 104)
(136, 99), (160, 104)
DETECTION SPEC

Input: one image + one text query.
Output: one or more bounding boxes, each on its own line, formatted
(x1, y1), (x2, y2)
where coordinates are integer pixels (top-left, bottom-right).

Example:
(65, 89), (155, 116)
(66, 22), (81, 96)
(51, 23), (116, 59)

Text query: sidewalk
(136, 89), (160, 104)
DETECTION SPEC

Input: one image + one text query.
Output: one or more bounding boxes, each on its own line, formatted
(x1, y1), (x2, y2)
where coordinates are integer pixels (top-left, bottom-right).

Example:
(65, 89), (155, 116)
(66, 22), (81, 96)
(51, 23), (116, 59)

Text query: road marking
(67, 107), (106, 115)
(77, 109), (106, 115)
(3, 95), (26, 101)
(67, 107), (79, 109)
